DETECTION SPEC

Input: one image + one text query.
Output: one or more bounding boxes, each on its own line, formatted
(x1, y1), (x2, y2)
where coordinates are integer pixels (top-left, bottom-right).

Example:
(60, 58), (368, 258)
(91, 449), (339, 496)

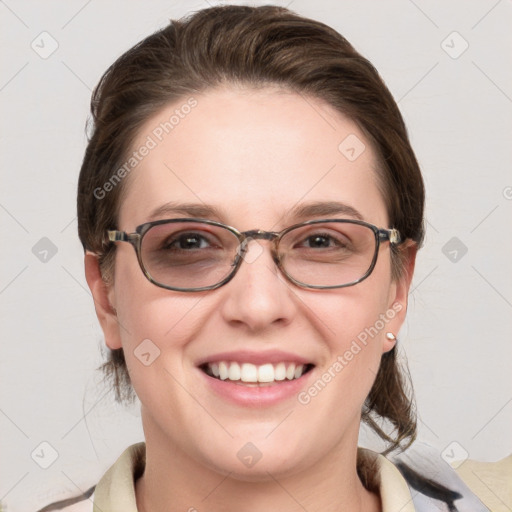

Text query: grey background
(1, 1), (511, 510)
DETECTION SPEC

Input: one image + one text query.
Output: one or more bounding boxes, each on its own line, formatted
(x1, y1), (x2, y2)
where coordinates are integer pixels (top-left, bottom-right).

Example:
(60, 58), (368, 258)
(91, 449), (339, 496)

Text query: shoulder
(359, 442), (501, 511)
(36, 486), (95, 512)
(36, 443), (144, 512)
(387, 442), (506, 512)
(453, 453), (512, 512)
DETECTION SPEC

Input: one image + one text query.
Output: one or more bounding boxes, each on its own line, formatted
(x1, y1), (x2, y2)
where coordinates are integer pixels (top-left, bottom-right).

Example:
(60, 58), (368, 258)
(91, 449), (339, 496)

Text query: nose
(219, 238), (296, 332)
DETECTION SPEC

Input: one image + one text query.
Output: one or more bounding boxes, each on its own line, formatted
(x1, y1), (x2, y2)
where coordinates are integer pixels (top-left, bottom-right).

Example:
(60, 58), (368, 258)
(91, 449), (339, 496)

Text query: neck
(135, 420), (381, 512)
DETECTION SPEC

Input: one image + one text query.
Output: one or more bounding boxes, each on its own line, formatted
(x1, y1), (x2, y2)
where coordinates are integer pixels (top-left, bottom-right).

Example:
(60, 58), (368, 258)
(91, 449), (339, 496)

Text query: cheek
(112, 248), (203, 341)
(303, 272), (394, 397)
(311, 275), (392, 353)
(111, 252), (217, 391)
(110, 256), (185, 396)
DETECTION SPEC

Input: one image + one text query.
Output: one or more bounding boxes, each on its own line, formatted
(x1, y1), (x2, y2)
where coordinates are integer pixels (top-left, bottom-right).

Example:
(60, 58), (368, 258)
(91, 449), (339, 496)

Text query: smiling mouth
(200, 361), (315, 386)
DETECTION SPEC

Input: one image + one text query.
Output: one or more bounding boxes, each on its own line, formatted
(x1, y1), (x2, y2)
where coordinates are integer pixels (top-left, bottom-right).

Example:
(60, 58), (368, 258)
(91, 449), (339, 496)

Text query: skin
(85, 86), (416, 512)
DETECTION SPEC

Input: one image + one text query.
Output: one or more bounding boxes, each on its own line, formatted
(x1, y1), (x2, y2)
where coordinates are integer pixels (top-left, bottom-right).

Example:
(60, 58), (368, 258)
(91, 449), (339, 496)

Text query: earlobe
(382, 331), (397, 353)
(84, 252), (122, 350)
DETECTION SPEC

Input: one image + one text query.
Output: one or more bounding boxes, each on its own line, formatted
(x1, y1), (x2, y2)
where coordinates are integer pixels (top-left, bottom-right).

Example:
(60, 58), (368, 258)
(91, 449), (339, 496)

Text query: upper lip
(196, 350), (314, 367)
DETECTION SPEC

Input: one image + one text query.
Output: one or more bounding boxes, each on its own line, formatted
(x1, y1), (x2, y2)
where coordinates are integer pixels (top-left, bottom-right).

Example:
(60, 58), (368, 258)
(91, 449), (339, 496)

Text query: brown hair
(77, 5), (424, 454)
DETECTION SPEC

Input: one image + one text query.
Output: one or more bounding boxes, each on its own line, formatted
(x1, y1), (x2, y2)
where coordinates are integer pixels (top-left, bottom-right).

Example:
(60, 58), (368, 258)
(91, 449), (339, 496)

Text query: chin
(194, 434), (315, 483)
(206, 453), (307, 483)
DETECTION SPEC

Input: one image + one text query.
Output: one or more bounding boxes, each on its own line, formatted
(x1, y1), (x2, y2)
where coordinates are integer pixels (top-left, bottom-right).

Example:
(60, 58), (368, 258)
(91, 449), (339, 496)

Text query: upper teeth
(205, 361), (308, 383)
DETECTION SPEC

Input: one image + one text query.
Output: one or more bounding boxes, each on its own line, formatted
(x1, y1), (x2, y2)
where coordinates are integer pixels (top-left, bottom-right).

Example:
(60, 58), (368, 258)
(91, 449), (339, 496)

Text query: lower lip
(199, 368), (314, 407)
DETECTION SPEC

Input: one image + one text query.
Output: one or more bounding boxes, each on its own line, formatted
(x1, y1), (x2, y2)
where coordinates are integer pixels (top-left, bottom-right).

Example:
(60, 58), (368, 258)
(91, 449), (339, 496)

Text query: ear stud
(386, 332), (396, 341)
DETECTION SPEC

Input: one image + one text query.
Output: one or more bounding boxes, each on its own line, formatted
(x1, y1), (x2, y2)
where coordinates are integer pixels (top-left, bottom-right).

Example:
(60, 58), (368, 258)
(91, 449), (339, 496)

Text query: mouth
(199, 361), (315, 386)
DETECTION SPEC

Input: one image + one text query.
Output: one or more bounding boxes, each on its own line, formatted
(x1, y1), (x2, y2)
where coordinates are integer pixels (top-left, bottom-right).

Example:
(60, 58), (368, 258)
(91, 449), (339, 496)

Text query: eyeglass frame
(107, 217), (402, 292)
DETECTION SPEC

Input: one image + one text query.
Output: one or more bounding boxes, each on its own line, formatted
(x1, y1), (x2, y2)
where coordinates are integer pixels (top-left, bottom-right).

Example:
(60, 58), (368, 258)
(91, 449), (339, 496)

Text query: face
(87, 86), (413, 480)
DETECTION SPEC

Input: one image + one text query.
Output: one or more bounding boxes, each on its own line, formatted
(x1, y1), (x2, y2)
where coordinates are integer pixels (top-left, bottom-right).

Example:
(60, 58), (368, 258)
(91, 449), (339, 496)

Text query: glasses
(107, 218), (402, 292)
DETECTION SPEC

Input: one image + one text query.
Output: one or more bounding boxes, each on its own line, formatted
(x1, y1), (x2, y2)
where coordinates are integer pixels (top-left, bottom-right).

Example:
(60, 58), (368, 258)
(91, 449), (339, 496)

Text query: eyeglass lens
(139, 221), (378, 290)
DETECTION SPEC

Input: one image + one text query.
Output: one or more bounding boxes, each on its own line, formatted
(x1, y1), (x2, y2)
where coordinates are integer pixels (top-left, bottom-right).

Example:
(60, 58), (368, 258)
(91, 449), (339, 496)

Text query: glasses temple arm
(108, 230), (129, 242)
(379, 228), (402, 245)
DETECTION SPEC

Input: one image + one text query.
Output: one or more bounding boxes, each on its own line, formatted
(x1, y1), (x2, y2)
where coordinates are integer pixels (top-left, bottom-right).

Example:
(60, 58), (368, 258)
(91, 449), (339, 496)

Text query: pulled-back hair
(78, 4), (424, 456)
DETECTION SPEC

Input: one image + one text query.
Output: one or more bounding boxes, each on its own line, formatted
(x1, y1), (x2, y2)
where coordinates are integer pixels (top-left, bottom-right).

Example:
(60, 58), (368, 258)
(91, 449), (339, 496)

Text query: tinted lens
(140, 222), (239, 289)
(279, 221), (377, 287)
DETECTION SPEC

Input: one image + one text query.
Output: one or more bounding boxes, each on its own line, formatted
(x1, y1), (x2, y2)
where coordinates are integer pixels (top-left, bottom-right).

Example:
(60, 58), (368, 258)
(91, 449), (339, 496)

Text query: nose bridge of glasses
(241, 229), (278, 242)
(237, 229), (280, 263)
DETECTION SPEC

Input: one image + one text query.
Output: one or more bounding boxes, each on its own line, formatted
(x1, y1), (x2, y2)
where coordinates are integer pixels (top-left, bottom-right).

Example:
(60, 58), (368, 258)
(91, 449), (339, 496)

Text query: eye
(296, 231), (349, 250)
(301, 233), (340, 248)
(163, 232), (216, 250)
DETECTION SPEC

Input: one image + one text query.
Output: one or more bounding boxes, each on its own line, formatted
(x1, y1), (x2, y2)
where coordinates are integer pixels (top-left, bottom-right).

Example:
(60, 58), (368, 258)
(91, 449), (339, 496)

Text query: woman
(42, 4), (497, 511)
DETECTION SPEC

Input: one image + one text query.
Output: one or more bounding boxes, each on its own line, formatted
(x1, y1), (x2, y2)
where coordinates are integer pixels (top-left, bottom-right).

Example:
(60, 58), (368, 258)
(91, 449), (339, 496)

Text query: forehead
(118, 86), (387, 229)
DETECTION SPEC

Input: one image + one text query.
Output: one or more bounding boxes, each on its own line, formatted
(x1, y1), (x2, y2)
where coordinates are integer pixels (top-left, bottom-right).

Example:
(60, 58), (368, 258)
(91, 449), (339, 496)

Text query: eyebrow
(146, 200), (363, 223)
(147, 202), (225, 221)
(289, 201), (363, 221)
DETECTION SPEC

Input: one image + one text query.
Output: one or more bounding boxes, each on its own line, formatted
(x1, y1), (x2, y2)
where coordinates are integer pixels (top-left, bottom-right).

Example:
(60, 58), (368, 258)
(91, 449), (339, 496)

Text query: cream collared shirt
(55, 442), (509, 512)
(88, 443), (416, 512)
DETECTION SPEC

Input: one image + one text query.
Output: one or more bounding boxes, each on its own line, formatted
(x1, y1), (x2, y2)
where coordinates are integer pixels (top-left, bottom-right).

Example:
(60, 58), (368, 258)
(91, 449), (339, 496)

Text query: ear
(382, 241), (418, 354)
(84, 251), (122, 350)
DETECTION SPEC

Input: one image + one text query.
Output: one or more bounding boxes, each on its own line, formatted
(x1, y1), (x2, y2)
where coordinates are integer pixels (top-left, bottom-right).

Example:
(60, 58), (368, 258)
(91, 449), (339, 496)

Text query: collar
(93, 443), (415, 512)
